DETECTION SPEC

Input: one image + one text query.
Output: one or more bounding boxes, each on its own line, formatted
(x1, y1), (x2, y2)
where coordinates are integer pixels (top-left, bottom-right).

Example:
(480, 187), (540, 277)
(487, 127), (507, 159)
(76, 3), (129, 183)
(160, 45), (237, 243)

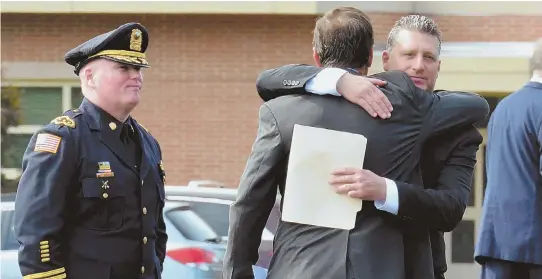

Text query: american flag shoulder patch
(34, 133), (62, 154)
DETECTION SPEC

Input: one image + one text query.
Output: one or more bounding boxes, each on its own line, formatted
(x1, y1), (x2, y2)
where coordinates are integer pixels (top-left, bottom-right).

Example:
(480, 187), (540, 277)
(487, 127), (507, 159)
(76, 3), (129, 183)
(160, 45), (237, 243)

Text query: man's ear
(382, 50), (390, 71)
(83, 66), (96, 88)
(313, 47), (322, 67)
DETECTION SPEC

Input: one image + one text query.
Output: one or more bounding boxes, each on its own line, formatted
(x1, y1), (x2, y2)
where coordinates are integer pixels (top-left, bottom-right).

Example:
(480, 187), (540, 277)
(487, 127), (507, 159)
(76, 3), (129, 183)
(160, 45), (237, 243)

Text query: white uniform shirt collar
(530, 73), (542, 84)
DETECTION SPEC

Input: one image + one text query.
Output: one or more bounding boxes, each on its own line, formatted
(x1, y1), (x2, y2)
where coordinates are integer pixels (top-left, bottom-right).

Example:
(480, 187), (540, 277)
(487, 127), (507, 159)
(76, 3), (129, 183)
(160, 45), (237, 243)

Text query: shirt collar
(530, 73), (542, 84)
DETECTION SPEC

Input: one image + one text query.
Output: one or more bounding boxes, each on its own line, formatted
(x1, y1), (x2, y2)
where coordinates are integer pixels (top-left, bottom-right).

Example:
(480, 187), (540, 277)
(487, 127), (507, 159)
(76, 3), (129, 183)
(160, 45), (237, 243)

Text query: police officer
(14, 22), (168, 279)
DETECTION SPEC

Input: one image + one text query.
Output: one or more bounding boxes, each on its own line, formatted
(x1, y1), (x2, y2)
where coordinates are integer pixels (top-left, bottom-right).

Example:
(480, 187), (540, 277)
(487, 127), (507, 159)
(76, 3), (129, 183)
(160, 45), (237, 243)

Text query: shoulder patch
(51, 116), (76, 128)
(34, 133), (61, 154)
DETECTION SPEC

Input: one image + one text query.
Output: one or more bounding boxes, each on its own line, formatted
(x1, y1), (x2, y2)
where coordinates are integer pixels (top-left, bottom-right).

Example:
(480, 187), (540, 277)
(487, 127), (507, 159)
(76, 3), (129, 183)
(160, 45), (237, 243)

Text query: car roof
(165, 185), (282, 204)
(165, 185), (238, 200)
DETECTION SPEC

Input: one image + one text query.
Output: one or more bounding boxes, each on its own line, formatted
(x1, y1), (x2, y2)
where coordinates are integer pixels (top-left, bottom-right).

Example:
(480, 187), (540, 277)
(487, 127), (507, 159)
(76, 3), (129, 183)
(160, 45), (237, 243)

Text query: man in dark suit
(14, 22), (168, 279)
(474, 38), (542, 279)
(254, 14), (483, 279)
(224, 8), (489, 279)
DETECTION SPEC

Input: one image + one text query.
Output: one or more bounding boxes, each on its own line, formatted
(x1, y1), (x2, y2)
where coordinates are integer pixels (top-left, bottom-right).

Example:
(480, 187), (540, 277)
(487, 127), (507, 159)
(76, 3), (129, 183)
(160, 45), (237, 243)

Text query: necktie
(120, 123), (133, 146)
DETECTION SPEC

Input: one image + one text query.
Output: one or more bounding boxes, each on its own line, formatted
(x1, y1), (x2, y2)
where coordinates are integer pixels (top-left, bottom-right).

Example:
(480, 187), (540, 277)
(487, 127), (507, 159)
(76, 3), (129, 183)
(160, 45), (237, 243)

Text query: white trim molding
(1, 168), (22, 180)
(6, 125), (41, 134)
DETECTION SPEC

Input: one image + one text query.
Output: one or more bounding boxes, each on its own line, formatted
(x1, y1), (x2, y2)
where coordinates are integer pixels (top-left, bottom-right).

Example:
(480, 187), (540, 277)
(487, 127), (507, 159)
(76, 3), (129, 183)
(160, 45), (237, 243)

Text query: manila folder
(281, 124), (367, 230)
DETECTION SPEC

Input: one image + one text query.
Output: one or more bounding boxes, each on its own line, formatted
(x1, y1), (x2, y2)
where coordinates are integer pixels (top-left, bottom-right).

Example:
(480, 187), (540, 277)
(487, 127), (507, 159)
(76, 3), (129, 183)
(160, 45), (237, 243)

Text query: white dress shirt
(531, 73), (542, 84)
(305, 67), (399, 215)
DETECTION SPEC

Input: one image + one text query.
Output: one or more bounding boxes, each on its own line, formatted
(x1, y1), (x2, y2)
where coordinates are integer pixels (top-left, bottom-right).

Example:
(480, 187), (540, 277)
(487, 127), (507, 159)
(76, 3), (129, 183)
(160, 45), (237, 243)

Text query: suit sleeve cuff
(374, 178), (399, 215)
(304, 68), (346, 96)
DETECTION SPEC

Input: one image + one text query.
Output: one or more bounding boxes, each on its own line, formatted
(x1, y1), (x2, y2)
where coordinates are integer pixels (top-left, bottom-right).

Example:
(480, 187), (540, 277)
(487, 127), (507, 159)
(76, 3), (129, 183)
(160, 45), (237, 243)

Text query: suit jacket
(475, 81), (542, 266)
(417, 125), (483, 276)
(14, 98), (168, 279)
(224, 69), (489, 279)
(256, 65), (484, 277)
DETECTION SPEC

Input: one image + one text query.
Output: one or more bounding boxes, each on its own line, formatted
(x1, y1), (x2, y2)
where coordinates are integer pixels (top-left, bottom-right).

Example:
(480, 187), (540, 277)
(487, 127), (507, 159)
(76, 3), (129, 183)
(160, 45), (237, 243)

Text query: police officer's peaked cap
(64, 22), (150, 75)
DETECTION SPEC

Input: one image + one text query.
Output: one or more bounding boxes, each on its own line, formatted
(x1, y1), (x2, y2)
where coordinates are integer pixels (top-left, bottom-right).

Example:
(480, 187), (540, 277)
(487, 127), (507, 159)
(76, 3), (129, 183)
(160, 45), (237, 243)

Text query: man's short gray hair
(386, 15), (442, 55)
(530, 38), (542, 72)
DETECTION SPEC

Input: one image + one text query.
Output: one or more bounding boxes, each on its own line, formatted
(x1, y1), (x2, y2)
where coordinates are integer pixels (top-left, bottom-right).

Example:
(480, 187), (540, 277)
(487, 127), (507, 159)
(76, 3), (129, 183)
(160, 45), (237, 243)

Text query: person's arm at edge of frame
(223, 104), (284, 279)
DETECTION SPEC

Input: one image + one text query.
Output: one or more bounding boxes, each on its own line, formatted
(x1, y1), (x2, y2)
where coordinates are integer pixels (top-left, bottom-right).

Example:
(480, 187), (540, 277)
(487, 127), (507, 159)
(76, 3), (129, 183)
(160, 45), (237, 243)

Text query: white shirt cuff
(374, 178), (399, 215)
(304, 68), (346, 96)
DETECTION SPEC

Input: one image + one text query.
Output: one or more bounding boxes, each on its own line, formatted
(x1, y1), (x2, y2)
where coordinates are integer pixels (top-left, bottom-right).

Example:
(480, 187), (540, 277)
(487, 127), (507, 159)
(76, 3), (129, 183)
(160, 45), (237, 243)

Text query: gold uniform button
(141, 266), (145, 273)
(109, 122), (117, 130)
(143, 237), (147, 244)
(102, 193), (109, 199)
(142, 207), (147, 215)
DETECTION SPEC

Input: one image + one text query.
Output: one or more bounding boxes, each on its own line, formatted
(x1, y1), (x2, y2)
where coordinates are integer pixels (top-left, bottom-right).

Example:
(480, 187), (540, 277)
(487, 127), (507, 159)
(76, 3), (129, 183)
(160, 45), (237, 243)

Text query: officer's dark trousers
(481, 259), (542, 279)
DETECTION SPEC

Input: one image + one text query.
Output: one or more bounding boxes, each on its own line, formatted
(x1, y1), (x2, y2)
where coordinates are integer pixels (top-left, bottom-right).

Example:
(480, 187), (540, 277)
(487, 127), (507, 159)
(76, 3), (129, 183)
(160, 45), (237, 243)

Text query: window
(482, 144), (487, 202)
(1, 84), (82, 180)
(451, 220), (475, 263)
(188, 201), (231, 237)
(474, 95), (505, 129)
(165, 207), (220, 242)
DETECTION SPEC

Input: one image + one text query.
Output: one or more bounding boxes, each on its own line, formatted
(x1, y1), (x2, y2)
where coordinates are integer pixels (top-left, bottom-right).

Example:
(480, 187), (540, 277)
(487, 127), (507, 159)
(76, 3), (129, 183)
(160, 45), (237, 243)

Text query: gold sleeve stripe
(22, 267), (65, 279)
(39, 241), (49, 245)
(44, 273), (66, 279)
(40, 258), (50, 262)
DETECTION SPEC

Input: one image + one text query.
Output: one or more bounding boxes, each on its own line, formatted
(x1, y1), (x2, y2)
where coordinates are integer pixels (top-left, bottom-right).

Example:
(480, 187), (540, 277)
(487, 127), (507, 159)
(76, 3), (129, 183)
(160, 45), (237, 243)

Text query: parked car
(1, 193), (21, 279)
(165, 180), (283, 269)
(1, 193), (226, 279)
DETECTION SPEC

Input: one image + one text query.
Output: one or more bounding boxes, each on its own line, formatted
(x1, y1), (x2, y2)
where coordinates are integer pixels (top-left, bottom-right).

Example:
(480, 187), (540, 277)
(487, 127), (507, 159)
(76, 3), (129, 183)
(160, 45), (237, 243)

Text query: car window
(165, 207), (220, 242)
(189, 200), (279, 237)
(188, 202), (231, 236)
(1, 210), (19, 250)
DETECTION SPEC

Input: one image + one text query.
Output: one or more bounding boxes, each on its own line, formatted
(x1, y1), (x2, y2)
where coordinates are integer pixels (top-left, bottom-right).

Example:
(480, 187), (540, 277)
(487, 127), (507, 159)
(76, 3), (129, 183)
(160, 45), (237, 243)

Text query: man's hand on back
(329, 167), (387, 201)
(336, 73), (392, 119)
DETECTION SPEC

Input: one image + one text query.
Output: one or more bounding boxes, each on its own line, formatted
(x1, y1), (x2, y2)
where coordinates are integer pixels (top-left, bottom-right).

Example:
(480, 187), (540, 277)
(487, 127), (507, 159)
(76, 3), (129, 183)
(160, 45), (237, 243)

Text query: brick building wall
(2, 13), (541, 187)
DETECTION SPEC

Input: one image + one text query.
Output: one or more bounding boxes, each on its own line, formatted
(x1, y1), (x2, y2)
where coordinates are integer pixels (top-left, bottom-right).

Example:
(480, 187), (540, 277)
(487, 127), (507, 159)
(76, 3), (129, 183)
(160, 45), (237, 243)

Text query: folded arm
(256, 64), (324, 102)
(256, 64), (391, 118)
(395, 127), (482, 231)
(14, 125), (76, 279)
(223, 104), (284, 279)
(425, 90), (490, 135)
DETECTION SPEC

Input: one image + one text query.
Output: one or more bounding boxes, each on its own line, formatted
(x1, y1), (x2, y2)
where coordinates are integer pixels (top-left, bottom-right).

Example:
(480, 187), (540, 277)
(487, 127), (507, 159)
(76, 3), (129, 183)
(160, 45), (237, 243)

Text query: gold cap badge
(130, 29), (143, 52)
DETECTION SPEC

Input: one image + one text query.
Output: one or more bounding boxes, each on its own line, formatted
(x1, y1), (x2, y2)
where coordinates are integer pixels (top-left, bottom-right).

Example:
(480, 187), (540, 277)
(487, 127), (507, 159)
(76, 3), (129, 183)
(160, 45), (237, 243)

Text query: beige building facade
(2, 2), (542, 278)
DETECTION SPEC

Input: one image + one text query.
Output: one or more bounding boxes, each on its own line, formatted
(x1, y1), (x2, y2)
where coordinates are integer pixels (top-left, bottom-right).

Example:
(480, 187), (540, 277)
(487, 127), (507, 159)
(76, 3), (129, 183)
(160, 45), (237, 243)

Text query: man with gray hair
(474, 38), (542, 279)
(254, 14), (485, 279)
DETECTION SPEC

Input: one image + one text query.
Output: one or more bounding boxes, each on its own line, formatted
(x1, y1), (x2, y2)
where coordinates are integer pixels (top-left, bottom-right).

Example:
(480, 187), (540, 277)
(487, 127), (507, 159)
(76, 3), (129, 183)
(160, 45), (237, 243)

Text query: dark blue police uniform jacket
(14, 98), (168, 279)
(475, 81), (542, 267)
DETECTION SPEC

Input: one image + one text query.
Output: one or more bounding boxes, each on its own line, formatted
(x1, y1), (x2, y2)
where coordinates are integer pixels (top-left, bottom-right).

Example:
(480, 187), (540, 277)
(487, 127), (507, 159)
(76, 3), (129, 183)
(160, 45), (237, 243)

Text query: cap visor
(101, 55), (150, 68)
